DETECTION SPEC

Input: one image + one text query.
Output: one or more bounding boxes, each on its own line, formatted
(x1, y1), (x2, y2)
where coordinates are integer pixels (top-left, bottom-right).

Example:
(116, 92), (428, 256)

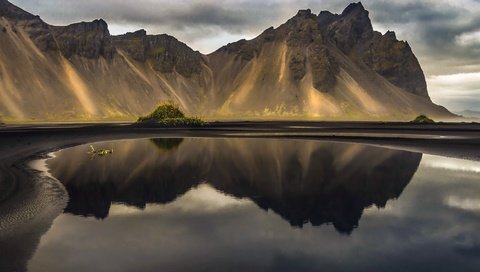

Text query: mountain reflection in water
(47, 138), (422, 234)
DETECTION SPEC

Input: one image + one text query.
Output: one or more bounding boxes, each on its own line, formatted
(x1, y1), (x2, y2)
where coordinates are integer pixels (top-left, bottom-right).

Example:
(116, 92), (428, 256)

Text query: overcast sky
(10, 0), (480, 111)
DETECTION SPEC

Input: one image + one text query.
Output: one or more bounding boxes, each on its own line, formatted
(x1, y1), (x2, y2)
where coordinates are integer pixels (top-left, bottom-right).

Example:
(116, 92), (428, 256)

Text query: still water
(7, 138), (480, 271)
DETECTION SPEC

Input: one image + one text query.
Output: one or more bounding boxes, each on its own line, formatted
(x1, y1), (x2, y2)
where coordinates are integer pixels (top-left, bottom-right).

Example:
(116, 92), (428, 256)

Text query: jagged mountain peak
(60, 18), (110, 33)
(50, 18), (114, 59)
(316, 2), (368, 25)
(384, 30), (397, 40)
(113, 30), (204, 77)
(83, 18), (108, 27)
(207, 2), (437, 108)
(342, 2), (367, 16)
(295, 9), (314, 17)
(287, 8), (318, 24)
(127, 29), (147, 36)
(338, 2), (371, 30)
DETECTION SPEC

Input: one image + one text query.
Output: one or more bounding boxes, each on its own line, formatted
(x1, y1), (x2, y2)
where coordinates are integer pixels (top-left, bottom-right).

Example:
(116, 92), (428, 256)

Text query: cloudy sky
(10, 0), (480, 111)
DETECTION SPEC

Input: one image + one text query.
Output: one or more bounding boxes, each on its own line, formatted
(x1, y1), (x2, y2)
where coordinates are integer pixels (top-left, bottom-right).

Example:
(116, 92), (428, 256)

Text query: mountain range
(0, 0), (452, 121)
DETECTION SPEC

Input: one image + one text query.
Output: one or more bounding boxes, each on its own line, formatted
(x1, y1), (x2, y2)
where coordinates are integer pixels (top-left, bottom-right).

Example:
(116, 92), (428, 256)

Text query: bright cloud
(456, 30), (480, 46)
(427, 73), (480, 111)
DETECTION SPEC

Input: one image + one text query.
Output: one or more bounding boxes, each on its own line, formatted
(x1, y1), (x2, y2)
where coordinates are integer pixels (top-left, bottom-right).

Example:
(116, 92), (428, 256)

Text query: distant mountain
(455, 110), (480, 118)
(0, 0), (452, 121)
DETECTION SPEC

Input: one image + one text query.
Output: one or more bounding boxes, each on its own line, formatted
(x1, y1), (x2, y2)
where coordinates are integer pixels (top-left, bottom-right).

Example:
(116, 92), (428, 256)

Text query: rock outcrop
(0, 0), (452, 120)
(113, 31), (204, 77)
(362, 31), (429, 97)
(50, 20), (114, 59)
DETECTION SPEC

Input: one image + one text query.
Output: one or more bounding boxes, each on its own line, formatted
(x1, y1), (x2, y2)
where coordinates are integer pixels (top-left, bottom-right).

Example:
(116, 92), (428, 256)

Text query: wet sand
(1, 121), (480, 164)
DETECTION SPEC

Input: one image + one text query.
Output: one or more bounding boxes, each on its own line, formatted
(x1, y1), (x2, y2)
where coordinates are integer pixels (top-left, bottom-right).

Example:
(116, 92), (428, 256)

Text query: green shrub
(155, 117), (205, 127)
(411, 115), (435, 124)
(137, 102), (205, 127)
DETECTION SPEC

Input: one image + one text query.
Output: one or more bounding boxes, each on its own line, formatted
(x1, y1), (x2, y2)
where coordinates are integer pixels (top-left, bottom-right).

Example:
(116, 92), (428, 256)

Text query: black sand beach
(1, 121), (480, 165)
(1, 121), (480, 272)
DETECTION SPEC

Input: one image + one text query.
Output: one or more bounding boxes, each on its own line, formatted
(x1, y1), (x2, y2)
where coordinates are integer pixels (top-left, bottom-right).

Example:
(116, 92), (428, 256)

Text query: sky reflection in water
(24, 138), (480, 272)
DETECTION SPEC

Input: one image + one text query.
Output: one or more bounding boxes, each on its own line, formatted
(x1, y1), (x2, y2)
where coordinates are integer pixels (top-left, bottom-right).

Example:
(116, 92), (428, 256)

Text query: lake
(3, 138), (480, 271)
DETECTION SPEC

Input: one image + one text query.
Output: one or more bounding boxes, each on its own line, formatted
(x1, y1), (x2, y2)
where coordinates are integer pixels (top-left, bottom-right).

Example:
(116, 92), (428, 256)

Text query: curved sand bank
(1, 121), (480, 164)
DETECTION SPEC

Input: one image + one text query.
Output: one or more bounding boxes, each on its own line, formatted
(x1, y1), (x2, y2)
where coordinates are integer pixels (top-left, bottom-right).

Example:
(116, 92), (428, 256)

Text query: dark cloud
(9, 0), (347, 43)
(10, 0), (479, 67)
(366, 1), (480, 71)
(369, 1), (461, 23)
(10, 1), (289, 34)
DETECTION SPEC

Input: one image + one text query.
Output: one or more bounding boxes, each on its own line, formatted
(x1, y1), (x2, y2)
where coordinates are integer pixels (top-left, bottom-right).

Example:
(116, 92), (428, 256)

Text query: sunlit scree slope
(0, 0), (452, 121)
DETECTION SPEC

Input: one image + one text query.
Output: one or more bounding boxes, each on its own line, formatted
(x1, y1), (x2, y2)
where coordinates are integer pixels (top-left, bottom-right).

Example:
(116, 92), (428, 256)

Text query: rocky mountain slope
(0, 0), (452, 121)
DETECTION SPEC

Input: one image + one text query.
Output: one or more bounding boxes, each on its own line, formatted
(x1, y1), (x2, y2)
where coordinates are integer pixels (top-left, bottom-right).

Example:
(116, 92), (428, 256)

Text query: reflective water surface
(10, 138), (480, 271)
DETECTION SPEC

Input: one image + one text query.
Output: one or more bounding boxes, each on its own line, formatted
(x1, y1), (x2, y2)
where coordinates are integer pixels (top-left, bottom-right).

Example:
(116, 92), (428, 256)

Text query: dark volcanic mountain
(0, 0), (452, 120)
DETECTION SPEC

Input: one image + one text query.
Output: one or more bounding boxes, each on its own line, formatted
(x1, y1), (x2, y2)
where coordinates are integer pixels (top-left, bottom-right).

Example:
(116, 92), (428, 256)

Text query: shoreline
(1, 121), (480, 200)
(1, 121), (480, 165)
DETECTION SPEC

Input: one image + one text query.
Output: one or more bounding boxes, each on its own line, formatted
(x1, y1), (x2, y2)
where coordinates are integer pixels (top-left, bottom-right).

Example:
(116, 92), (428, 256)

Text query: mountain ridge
(0, 0), (453, 121)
